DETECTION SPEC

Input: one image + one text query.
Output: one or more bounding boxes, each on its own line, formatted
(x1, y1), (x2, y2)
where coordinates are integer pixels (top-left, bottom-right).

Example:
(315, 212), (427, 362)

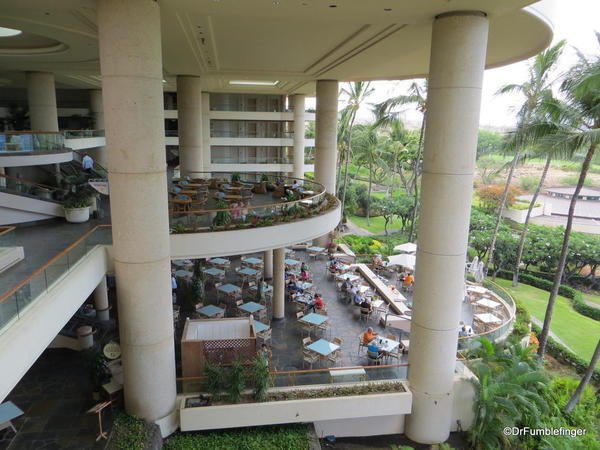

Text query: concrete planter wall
(501, 205), (544, 223)
(179, 389), (412, 433)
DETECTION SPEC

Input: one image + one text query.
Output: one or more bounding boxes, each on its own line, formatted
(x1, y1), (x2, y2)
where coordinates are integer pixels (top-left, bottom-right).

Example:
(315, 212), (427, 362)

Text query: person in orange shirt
(403, 272), (414, 290)
(363, 327), (378, 344)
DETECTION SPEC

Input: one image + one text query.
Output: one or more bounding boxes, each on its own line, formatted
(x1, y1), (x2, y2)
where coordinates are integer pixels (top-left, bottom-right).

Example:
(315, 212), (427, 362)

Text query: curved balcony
(168, 172), (340, 259)
(0, 132), (72, 167)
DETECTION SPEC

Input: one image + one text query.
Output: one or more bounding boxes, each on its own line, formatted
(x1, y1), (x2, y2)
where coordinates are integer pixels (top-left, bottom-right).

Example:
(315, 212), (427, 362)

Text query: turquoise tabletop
(174, 269), (193, 277)
(336, 273), (360, 282)
(308, 246), (325, 252)
(239, 267), (259, 276)
(203, 267), (224, 276)
(285, 258), (300, 265)
(307, 339), (340, 356)
(295, 294), (315, 305)
(173, 259), (192, 266)
(250, 283), (273, 292)
(253, 321), (269, 333)
(197, 305), (224, 317)
(239, 301), (264, 313)
(243, 257), (263, 265)
(0, 402), (23, 423)
(209, 258), (230, 265)
(218, 283), (241, 293)
(299, 313), (328, 326)
(284, 248), (293, 254)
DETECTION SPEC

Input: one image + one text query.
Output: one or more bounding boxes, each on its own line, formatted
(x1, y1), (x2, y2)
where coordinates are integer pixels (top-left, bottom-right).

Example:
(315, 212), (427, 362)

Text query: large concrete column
(93, 277), (110, 321)
(314, 80), (338, 247)
(177, 76), (203, 176)
(291, 94), (306, 180)
(272, 248), (285, 320)
(263, 249), (273, 281)
(405, 11), (488, 444)
(26, 72), (58, 131)
(89, 89), (108, 167)
(98, 0), (176, 423)
(201, 92), (211, 173)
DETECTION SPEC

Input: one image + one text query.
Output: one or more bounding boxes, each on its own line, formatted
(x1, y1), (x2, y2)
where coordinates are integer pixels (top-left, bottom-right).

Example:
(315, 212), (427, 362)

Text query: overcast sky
(307, 0), (600, 131)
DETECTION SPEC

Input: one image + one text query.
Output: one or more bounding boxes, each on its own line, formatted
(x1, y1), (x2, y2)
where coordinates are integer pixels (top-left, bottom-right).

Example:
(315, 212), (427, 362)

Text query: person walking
(82, 153), (94, 174)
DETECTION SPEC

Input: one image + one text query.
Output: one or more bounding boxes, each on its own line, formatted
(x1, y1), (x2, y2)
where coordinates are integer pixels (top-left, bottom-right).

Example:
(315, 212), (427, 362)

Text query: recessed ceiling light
(273, 1), (280, 5)
(329, 4), (337, 8)
(384, 8), (392, 12)
(229, 80), (279, 86)
(162, 79), (167, 83)
(0, 27), (22, 38)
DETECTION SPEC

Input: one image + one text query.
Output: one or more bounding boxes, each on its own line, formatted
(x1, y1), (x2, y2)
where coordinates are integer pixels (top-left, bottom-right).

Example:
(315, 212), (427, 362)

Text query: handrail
(0, 130), (62, 135)
(0, 172), (67, 192)
(71, 149), (108, 174)
(0, 224), (111, 304)
(170, 172), (327, 215)
(0, 226), (16, 236)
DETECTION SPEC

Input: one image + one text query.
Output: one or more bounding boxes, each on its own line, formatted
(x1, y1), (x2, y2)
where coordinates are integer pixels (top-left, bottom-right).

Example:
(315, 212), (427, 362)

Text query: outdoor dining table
(217, 283), (242, 297)
(285, 258), (301, 268)
(474, 312), (502, 324)
(307, 339), (340, 357)
(336, 273), (360, 283)
(298, 281), (314, 292)
(299, 312), (328, 327)
(294, 294), (315, 306)
(370, 336), (400, 354)
(172, 259), (192, 267)
(238, 267), (260, 279)
(197, 304), (225, 318)
(249, 283), (273, 294)
(208, 257), (230, 268)
(371, 299), (385, 309)
(475, 298), (501, 309)
(284, 248), (294, 255)
(467, 285), (488, 294)
(337, 263), (351, 273)
(253, 321), (270, 333)
(242, 257), (263, 268)
(181, 183), (204, 188)
(202, 267), (225, 278)
(238, 301), (265, 314)
(174, 269), (193, 278)
(307, 246), (326, 257)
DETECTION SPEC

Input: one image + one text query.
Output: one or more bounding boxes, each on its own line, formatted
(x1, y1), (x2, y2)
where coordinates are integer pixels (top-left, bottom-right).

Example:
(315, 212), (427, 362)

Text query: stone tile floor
(0, 349), (113, 450)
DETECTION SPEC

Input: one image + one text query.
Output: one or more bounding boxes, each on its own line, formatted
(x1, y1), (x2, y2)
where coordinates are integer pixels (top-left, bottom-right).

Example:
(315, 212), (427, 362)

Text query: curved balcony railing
(63, 129), (105, 139)
(211, 157), (293, 165)
(168, 172), (338, 234)
(0, 131), (65, 153)
(0, 172), (66, 202)
(211, 130), (294, 139)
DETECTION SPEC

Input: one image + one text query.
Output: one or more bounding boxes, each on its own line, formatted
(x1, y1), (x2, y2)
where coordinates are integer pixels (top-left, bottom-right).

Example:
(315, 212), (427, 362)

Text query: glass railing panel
(44, 253), (70, 289)
(16, 271), (47, 313)
(0, 132), (65, 152)
(0, 293), (19, 333)
(63, 130), (105, 139)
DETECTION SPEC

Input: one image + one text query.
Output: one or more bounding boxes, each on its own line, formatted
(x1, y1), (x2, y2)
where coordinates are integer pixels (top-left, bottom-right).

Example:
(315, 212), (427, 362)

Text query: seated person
(360, 298), (373, 312)
(214, 190), (226, 200)
(310, 294), (324, 312)
(300, 262), (309, 272)
(231, 203), (242, 221)
(399, 270), (407, 281)
(288, 280), (304, 294)
(291, 180), (300, 190)
(299, 269), (310, 281)
(367, 341), (383, 357)
(363, 326), (379, 344)
(353, 292), (364, 306)
(458, 326), (470, 338)
(284, 269), (290, 281)
(341, 277), (352, 292)
(259, 343), (272, 366)
(403, 273), (414, 288)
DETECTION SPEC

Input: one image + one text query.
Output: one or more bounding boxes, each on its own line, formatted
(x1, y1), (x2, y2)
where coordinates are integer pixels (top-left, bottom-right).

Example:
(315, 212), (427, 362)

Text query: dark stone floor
(0, 349), (114, 450)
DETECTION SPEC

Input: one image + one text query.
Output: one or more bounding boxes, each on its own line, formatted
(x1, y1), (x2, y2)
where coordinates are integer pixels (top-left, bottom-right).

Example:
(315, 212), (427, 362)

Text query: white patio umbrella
(393, 242), (417, 254)
(387, 253), (416, 271)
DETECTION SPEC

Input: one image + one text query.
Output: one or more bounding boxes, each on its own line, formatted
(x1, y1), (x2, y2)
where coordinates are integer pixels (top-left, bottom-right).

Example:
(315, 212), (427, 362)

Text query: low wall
(501, 205), (545, 223)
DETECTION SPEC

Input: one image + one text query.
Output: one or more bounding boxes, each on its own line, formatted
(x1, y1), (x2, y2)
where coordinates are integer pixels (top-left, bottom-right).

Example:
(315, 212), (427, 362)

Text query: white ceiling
(0, 0), (554, 94)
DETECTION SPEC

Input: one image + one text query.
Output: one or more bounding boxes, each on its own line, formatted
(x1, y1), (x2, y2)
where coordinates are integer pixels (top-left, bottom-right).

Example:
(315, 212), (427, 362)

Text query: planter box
(180, 388), (412, 432)
(64, 206), (90, 223)
(501, 205), (544, 223)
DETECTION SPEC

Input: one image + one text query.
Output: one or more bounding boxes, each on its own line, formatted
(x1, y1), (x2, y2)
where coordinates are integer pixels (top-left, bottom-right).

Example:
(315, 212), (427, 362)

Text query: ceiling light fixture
(0, 27), (22, 38)
(329, 4), (337, 8)
(229, 80), (279, 86)
(384, 8), (392, 12)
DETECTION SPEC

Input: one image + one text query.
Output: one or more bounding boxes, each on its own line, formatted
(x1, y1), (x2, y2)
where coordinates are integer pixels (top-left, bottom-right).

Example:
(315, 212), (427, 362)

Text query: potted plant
(63, 174), (95, 223)
(82, 347), (111, 400)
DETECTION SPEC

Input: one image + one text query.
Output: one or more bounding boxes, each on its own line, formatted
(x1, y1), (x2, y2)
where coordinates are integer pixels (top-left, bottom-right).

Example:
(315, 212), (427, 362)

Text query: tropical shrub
(476, 185), (522, 213)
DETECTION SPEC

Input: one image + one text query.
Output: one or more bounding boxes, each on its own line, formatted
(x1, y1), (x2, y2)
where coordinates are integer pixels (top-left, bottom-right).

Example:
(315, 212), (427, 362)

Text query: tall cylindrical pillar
(404, 11), (489, 444)
(93, 277), (110, 321)
(177, 75), (203, 176)
(26, 72), (58, 131)
(98, 0), (176, 423)
(314, 80), (338, 247)
(263, 249), (273, 281)
(272, 248), (285, 320)
(201, 92), (211, 173)
(291, 94), (306, 181)
(89, 89), (108, 167)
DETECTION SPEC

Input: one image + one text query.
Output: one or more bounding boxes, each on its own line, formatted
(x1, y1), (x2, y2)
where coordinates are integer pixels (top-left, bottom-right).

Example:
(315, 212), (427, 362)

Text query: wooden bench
(329, 368), (366, 383)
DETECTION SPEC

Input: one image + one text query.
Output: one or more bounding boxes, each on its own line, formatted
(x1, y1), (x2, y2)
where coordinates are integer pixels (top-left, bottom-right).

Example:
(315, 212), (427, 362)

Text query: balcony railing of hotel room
(210, 157), (294, 165)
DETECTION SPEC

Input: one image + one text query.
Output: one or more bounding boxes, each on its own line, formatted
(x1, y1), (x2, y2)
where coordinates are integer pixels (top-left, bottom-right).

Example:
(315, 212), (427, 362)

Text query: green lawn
(584, 292), (600, 307)
(348, 215), (405, 234)
(495, 279), (600, 363)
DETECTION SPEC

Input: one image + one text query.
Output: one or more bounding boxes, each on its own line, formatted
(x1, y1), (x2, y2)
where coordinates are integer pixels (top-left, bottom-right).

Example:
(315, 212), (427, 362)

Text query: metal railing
(211, 130), (294, 139)
(177, 363), (409, 393)
(209, 104), (293, 113)
(0, 172), (66, 203)
(63, 129), (105, 139)
(169, 172), (337, 233)
(0, 225), (112, 335)
(211, 157), (293, 165)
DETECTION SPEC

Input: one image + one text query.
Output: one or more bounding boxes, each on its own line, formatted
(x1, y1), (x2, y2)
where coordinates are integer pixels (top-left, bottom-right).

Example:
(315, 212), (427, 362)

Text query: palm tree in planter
(63, 173), (96, 223)
(486, 41), (565, 277)
(536, 36), (600, 358)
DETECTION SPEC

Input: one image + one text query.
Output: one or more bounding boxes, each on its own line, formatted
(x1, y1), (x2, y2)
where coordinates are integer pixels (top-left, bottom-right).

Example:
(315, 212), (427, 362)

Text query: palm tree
(486, 41), (565, 278)
(337, 82), (374, 216)
(537, 36), (600, 358)
(565, 339), (600, 412)
(352, 124), (386, 224)
(376, 81), (427, 241)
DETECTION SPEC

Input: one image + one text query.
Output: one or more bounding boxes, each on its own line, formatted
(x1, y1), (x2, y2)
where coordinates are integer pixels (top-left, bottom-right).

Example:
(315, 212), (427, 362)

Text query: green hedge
(109, 414), (148, 450)
(498, 270), (600, 321)
(531, 323), (600, 383)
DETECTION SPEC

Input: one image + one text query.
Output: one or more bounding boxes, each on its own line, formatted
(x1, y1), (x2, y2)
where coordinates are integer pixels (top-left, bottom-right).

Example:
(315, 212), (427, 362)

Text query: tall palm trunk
(538, 143), (596, 357)
(408, 115), (426, 241)
(513, 154), (552, 286)
(485, 147), (522, 277)
(366, 162), (373, 225)
(339, 115), (357, 218)
(565, 339), (600, 412)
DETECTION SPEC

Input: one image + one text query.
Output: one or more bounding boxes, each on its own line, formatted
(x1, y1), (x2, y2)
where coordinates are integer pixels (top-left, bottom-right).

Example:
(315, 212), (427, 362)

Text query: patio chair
(194, 302), (204, 310)
(332, 337), (343, 346)
(258, 328), (272, 344)
(296, 311), (304, 319)
(316, 320), (330, 339)
(360, 307), (372, 321)
(302, 337), (312, 348)
(358, 333), (368, 355)
(302, 350), (320, 369)
(367, 349), (384, 365)
(327, 350), (342, 366)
